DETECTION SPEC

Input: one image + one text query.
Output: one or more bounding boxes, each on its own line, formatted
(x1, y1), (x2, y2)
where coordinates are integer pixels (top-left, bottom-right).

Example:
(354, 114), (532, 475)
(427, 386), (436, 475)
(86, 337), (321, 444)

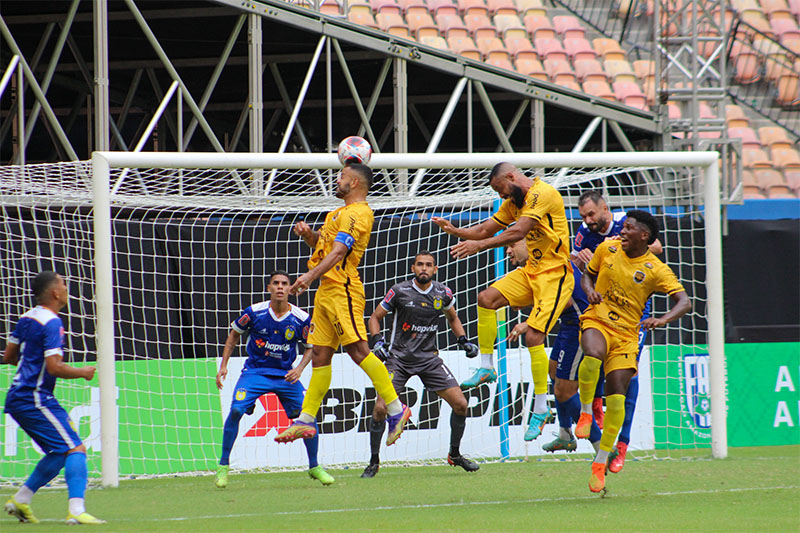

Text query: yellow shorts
(307, 278), (368, 349)
(580, 316), (639, 374)
(491, 264), (574, 334)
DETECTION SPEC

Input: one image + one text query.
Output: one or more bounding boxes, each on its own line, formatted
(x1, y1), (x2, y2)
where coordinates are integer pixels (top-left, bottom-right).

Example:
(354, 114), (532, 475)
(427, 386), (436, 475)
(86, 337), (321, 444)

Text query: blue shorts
(550, 304), (584, 380)
(231, 371), (305, 419)
(5, 395), (82, 454)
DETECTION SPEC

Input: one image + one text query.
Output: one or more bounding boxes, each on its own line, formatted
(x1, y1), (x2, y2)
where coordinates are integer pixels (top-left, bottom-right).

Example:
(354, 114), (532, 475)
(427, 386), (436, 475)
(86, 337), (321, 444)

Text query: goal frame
(91, 150), (727, 488)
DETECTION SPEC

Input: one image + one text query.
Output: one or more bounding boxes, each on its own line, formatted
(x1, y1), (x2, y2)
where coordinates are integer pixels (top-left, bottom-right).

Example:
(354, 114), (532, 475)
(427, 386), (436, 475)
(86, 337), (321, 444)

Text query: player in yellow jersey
(432, 162), (574, 441)
(574, 210), (690, 493)
(274, 163), (412, 446)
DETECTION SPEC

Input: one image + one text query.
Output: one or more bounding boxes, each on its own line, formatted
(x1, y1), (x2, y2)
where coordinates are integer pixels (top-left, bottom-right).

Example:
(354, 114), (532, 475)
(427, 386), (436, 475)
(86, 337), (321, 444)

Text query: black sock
(450, 412), (467, 457)
(369, 417), (385, 464)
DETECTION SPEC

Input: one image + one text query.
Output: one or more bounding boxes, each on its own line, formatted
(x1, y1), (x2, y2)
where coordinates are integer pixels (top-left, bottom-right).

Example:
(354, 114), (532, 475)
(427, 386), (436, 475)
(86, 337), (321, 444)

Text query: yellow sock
(578, 356), (602, 405)
(477, 307), (497, 355)
(301, 364), (332, 418)
(359, 353), (399, 405)
(528, 345), (548, 395)
(599, 394), (626, 452)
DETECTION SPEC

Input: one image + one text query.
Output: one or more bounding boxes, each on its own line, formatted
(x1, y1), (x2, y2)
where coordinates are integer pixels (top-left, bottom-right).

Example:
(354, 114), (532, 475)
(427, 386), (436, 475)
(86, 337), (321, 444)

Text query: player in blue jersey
(3, 271), (105, 525)
(214, 271), (333, 488)
(544, 191), (662, 472)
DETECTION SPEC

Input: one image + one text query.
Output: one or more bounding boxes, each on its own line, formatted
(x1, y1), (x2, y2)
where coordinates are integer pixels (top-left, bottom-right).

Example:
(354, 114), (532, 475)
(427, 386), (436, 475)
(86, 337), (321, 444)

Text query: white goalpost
(0, 151), (726, 489)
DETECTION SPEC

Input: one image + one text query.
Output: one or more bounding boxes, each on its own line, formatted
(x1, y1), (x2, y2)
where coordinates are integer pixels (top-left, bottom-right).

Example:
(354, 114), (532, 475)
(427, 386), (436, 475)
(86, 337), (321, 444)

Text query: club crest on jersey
(302, 325), (310, 339)
(433, 297), (443, 310)
(236, 388), (247, 401)
(384, 289), (395, 303)
(239, 314), (250, 325)
(285, 327), (295, 341)
(634, 270), (645, 283)
(608, 311), (620, 321)
(532, 249), (543, 260)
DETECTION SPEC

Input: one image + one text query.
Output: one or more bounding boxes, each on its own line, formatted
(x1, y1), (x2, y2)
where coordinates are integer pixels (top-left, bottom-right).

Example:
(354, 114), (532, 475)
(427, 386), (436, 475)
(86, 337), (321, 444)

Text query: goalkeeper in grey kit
(361, 251), (481, 477)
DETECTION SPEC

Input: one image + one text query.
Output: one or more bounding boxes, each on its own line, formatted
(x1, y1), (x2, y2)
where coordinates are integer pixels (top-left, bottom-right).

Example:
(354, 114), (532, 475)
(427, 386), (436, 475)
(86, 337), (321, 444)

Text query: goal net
(0, 152), (725, 487)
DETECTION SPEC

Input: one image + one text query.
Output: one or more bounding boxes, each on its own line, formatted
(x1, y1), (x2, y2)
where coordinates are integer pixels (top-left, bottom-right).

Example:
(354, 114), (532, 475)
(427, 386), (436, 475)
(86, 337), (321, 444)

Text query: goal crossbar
(90, 150), (726, 488)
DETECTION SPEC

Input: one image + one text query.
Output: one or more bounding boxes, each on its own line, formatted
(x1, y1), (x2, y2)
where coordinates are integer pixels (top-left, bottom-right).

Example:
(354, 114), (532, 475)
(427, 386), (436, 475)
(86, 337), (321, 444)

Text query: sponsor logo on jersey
(410, 323), (438, 333)
(532, 249), (543, 260)
(528, 192), (539, 209)
(265, 342), (291, 352)
(236, 388), (247, 401)
(433, 297), (442, 310)
(608, 245), (617, 253)
(608, 311), (620, 321)
(285, 327), (295, 340)
(402, 322), (411, 331)
(255, 338), (266, 348)
(644, 262), (653, 269)
(634, 270), (645, 283)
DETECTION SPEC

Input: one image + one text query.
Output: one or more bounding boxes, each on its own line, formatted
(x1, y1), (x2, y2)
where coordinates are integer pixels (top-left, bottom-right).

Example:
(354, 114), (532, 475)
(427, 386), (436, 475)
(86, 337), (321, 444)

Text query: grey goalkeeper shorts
(385, 354), (459, 392)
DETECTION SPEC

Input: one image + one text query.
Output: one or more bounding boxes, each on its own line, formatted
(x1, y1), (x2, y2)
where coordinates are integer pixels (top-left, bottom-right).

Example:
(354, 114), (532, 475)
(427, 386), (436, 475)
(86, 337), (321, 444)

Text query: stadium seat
(420, 35), (450, 50)
(348, 10), (379, 27)
(604, 59), (637, 84)
(543, 58), (578, 85)
(515, 0), (546, 17)
(447, 35), (482, 59)
(782, 37), (800, 54)
(574, 58), (608, 83)
(754, 168), (795, 198)
(741, 12), (775, 38)
(523, 14), (556, 39)
(371, 0), (401, 14)
(784, 169), (800, 193)
(729, 41), (761, 84)
(348, 1), (373, 14)
(494, 13), (526, 36)
(593, 38), (627, 61)
(320, 0), (343, 15)
(725, 104), (750, 128)
(771, 18), (800, 41)
(407, 11), (439, 38)
(775, 69), (800, 107)
(613, 81), (648, 110)
(429, 0), (459, 14)
(505, 36), (536, 58)
(464, 9), (496, 38)
(535, 37), (568, 61)
(727, 127), (762, 148)
(405, 2), (431, 17)
(632, 59), (655, 81)
(376, 12), (411, 37)
(772, 147), (800, 169)
(758, 127), (795, 149)
(557, 78), (582, 93)
(742, 147), (774, 169)
(398, 0), (427, 12)
(667, 102), (682, 119)
(436, 14), (470, 38)
(790, 0), (800, 17)
(582, 80), (616, 101)
(487, 0), (518, 15)
(552, 15), (585, 39)
(741, 170), (767, 199)
(761, 0), (795, 20)
(458, 0), (486, 14)
(564, 37), (597, 61)
(476, 36), (507, 56)
(514, 56), (548, 80)
(486, 54), (515, 70)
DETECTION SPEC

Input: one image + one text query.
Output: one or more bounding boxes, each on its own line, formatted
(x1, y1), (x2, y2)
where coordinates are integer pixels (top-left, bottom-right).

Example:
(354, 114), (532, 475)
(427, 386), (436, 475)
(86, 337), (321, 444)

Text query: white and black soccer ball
(337, 136), (372, 166)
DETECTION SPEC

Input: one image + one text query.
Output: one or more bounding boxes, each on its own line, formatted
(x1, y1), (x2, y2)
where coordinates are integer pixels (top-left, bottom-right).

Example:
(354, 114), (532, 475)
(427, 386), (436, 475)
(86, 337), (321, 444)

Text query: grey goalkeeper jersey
(380, 279), (455, 361)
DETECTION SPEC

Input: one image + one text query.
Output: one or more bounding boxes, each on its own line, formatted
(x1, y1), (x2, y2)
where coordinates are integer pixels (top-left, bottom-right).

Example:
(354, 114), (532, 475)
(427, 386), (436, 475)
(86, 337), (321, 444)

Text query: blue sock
(554, 398), (570, 429)
(24, 453), (66, 493)
(589, 418), (602, 443)
(594, 373), (605, 398)
(65, 452), (87, 499)
(303, 422), (320, 469)
(564, 393), (581, 428)
(618, 376), (639, 445)
(220, 407), (244, 466)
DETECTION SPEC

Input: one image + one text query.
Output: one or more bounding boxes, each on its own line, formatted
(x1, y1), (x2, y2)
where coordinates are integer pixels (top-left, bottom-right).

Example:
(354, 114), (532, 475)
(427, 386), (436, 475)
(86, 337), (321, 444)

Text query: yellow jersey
(491, 177), (571, 273)
(583, 239), (685, 337)
(308, 201), (374, 286)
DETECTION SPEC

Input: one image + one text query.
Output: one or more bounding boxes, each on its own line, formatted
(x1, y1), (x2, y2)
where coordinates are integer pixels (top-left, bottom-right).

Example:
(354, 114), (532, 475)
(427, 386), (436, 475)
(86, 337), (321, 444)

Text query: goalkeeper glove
(369, 334), (389, 361)
(457, 336), (479, 358)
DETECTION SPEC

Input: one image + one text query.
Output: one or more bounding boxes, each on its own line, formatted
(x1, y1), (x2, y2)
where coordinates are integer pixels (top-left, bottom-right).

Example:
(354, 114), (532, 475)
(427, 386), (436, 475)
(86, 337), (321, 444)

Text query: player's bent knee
(229, 405), (247, 420)
(525, 328), (545, 347)
(477, 288), (505, 309)
(68, 444), (86, 455)
(554, 379), (578, 402)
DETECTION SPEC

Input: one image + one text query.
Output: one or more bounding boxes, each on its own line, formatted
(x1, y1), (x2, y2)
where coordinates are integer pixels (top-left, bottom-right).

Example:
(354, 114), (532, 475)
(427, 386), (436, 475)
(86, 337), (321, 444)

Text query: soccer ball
(337, 136), (372, 166)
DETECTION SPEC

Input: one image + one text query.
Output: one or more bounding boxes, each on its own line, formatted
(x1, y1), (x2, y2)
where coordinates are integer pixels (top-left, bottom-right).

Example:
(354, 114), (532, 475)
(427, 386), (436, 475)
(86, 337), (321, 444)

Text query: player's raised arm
(431, 216), (503, 241)
(450, 216), (537, 259)
(293, 220), (320, 248)
(641, 291), (691, 330)
(216, 328), (242, 390)
(290, 241), (348, 295)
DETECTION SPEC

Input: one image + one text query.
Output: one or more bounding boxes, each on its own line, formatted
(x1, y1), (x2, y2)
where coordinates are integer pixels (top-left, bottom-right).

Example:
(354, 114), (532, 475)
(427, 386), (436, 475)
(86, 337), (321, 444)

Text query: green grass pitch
(4, 446), (798, 532)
